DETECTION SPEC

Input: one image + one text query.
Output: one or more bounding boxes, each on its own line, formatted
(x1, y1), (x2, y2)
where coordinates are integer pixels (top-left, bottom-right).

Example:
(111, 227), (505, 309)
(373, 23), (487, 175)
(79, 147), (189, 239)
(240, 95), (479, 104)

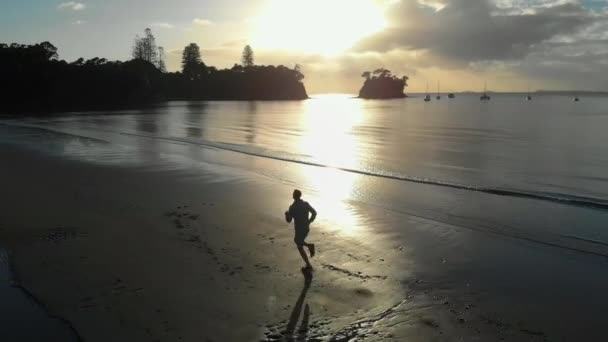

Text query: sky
(1, 0), (607, 93)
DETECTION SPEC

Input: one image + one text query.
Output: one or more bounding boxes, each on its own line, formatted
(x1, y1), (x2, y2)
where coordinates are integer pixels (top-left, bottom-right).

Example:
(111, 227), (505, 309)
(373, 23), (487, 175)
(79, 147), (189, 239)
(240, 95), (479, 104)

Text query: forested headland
(358, 69), (408, 99)
(0, 28), (308, 113)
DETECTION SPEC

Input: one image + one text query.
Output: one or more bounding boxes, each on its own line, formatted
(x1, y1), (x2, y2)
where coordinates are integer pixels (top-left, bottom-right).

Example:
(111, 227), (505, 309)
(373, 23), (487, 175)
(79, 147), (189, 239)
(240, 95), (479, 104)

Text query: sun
(251, 0), (386, 56)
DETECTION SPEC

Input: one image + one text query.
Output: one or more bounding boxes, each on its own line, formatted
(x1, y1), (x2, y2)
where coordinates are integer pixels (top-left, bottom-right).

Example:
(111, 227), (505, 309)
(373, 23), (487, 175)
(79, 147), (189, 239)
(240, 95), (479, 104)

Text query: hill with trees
(0, 28), (307, 113)
(358, 69), (408, 99)
(165, 43), (307, 100)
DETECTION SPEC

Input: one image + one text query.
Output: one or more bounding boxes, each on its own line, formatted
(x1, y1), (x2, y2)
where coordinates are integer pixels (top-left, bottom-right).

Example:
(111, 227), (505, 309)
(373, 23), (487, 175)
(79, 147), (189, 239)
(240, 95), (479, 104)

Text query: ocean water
(2, 93), (608, 255)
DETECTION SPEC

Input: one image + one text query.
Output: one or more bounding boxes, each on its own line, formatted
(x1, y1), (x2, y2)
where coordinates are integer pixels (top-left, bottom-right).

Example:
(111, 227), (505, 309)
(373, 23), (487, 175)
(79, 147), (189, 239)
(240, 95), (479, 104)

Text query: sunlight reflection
(307, 168), (363, 236)
(297, 95), (367, 236)
(299, 94), (364, 170)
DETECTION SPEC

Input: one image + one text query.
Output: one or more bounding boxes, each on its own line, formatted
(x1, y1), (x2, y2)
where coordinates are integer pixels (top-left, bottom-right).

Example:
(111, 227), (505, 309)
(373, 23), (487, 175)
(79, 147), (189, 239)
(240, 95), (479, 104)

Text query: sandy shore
(2, 134), (608, 341)
(0, 143), (404, 341)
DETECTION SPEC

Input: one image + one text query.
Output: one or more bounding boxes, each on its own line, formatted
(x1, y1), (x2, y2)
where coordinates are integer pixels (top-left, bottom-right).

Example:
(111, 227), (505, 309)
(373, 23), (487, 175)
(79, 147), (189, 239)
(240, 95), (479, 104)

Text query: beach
(2, 96), (608, 341)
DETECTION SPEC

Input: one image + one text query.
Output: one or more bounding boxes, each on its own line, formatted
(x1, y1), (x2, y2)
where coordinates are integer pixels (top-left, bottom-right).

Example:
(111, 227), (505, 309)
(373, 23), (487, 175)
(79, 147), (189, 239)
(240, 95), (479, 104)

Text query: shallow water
(6, 94), (608, 201)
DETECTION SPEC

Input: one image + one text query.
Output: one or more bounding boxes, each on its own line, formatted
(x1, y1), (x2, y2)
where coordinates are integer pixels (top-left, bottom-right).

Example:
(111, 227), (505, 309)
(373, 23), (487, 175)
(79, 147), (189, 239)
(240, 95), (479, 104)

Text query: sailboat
(424, 82), (431, 102)
(480, 82), (491, 101)
(436, 81), (441, 100)
(526, 85), (532, 101)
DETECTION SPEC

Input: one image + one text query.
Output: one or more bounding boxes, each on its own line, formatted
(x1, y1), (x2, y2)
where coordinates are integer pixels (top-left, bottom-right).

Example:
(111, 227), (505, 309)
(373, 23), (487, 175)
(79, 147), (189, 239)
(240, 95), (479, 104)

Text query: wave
(120, 131), (608, 211)
(3, 121), (607, 211)
(3, 122), (608, 257)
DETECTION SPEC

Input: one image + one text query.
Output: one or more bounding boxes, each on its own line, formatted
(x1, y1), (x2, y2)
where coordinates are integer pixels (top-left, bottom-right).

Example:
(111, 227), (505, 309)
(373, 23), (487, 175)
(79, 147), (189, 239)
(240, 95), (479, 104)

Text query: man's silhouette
(285, 189), (317, 269)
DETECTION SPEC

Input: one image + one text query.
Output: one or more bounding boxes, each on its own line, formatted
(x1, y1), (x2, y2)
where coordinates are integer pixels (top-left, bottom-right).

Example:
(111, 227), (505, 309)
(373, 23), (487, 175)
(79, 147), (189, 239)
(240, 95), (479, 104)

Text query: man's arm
(308, 203), (317, 223)
(285, 207), (293, 223)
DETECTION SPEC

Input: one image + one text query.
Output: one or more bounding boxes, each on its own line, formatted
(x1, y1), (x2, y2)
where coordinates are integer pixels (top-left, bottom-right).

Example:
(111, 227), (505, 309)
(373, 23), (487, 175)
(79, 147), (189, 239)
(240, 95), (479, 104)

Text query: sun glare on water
(252, 0), (386, 56)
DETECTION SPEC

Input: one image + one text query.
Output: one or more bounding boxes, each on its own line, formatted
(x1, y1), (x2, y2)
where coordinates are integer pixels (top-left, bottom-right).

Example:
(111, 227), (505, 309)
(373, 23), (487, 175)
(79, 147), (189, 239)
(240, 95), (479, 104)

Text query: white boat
(424, 82), (431, 101)
(436, 81), (441, 100)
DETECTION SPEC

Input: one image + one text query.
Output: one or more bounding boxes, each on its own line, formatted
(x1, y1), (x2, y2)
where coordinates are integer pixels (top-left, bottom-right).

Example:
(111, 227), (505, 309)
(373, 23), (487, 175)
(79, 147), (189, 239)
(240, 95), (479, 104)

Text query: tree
(71, 57), (84, 66)
(241, 45), (254, 67)
(372, 68), (390, 79)
(294, 64), (304, 81)
(39, 41), (58, 60)
(181, 43), (205, 80)
(132, 28), (158, 67)
(158, 46), (166, 73)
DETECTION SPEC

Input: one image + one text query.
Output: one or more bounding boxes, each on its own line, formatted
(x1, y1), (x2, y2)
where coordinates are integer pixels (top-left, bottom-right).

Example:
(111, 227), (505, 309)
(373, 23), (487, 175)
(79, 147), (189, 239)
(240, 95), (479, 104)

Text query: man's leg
(298, 227), (315, 258)
(303, 242), (315, 257)
(297, 245), (312, 268)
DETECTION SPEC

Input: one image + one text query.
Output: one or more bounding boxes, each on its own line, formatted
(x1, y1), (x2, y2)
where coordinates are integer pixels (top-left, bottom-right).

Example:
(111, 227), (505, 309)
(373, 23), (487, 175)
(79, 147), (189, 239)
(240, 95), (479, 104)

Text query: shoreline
(0, 97), (311, 116)
(0, 247), (80, 341)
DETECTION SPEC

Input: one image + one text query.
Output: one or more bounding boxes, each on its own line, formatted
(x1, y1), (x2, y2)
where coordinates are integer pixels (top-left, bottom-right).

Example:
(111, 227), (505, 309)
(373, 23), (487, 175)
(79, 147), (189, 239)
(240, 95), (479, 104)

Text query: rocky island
(358, 68), (408, 99)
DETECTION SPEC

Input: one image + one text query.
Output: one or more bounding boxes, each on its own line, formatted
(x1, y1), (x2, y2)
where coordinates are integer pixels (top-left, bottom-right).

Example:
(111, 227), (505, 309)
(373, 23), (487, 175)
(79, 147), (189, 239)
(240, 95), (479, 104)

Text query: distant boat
(436, 81), (441, 100)
(448, 93), (455, 99)
(424, 82), (431, 102)
(480, 82), (491, 101)
(573, 96), (580, 102)
(526, 85), (532, 101)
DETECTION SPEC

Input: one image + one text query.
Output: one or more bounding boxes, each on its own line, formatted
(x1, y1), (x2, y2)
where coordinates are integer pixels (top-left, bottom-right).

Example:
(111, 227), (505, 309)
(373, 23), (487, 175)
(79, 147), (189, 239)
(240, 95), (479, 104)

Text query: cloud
(350, 0), (608, 90)
(152, 22), (174, 29)
(57, 2), (86, 11)
(160, 0), (608, 92)
(193, 18), (213, 26)
(355, 0), (594, 64)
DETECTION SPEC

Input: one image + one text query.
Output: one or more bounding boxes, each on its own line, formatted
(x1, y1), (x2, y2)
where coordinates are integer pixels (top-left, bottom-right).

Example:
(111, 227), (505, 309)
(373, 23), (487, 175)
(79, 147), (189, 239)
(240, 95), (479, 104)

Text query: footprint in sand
(321, 264), (387, 280)
(354, 288), (374, 297)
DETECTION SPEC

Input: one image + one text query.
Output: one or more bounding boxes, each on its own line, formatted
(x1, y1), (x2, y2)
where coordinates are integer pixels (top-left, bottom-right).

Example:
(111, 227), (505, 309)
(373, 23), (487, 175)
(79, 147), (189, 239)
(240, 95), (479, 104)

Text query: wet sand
(1, 138), (608, 341)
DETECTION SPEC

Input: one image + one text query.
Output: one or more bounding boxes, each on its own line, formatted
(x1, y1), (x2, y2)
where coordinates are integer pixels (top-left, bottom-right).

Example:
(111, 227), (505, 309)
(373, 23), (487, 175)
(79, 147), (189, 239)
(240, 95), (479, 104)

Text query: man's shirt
(288, 200), (316, 229)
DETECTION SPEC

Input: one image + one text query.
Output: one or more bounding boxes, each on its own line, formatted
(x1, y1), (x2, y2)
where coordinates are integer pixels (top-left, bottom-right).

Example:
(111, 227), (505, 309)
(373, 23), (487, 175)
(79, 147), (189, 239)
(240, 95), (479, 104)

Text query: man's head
(293, 189), (302, 200)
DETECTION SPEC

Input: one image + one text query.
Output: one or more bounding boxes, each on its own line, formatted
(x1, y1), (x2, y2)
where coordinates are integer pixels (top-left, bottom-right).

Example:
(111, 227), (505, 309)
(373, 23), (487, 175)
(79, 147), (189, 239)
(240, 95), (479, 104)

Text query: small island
(358, 68), (408, 99)
(1, 28), (307, 113)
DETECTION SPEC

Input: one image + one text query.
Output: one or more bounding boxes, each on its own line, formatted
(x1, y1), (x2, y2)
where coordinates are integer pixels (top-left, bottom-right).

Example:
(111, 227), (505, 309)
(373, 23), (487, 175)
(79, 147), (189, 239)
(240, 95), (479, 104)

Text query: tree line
(166, 41), (306, 100)
(0, 28), (307, 113)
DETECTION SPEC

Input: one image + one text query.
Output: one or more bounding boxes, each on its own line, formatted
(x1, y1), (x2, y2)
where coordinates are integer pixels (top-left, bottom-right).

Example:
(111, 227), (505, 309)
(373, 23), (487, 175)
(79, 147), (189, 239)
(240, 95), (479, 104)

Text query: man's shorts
(294, 227), (309, 245)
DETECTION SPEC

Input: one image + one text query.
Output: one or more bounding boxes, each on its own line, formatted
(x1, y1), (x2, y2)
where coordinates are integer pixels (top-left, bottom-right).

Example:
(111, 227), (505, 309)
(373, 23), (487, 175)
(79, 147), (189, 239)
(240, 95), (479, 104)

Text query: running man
(285, 189), (317, 269)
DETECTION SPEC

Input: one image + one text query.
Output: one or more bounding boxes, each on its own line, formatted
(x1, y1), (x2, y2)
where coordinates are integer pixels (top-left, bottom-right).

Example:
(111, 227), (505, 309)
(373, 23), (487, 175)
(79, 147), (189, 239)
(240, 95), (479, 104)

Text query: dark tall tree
(158, 46), (166, 73)
(294, 64), (304, 82)
(181, 43), (205, 80)
(241, 45), (254, 67)
(132, 28), (158, 67)
(39, 41), (59, 60)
